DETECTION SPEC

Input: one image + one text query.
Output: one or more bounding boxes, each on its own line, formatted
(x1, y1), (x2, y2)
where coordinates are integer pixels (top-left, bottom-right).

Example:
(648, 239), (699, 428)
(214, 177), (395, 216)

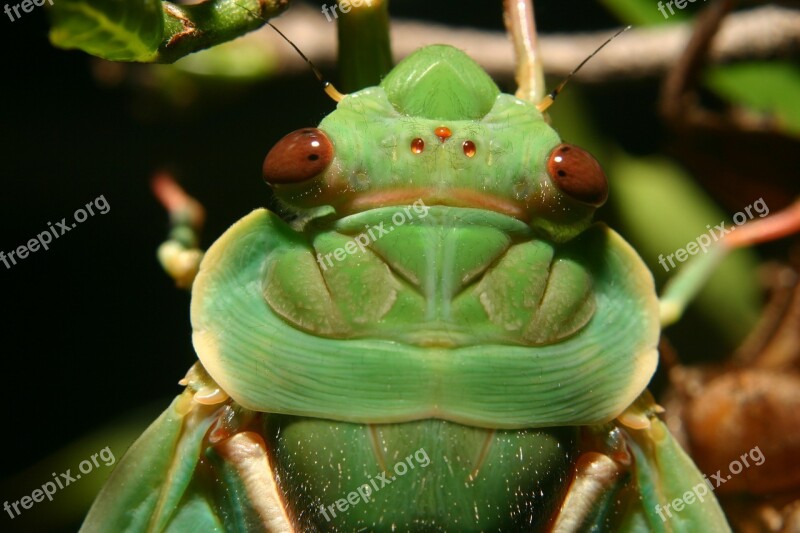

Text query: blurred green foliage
(705, 61), (800, 137)
(49, 0), (163, 61)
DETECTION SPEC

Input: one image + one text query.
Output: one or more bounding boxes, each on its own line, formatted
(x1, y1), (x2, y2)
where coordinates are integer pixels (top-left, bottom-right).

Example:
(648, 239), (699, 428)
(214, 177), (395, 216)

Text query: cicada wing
(80, 389), (281, 533)
(79, 390), (221, 532)
(623, 417), (731, 533)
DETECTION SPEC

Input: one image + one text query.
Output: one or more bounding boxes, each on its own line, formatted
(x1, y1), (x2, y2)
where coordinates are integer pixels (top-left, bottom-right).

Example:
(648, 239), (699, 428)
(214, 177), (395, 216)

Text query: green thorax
(289, 206), (595, 347)
(191, 209), (659, 428)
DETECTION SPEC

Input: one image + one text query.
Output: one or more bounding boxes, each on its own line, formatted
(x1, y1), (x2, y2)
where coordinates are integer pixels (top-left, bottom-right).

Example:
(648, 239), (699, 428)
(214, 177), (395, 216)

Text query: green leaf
(49, 0), (290, 64)
(49, 0), (164, 62)
(705, 61), (800, 137)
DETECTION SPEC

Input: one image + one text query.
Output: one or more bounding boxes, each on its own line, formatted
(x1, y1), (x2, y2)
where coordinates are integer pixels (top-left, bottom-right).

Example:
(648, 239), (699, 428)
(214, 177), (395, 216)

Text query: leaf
(49, 0), (164, 62)
(705, 61), (800, 137)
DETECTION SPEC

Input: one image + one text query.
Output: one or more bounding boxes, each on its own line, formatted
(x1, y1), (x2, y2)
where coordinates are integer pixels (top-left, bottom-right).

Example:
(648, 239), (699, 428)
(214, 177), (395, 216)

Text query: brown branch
(261, 4), (800, 82)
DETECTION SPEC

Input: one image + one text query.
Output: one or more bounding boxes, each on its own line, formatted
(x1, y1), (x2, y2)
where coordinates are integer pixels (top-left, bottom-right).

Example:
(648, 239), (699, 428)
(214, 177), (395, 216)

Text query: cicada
(79, 6), (733, 533)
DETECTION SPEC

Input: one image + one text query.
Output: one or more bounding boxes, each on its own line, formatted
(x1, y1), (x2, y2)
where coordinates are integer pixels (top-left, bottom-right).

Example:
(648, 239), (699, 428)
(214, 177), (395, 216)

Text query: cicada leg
(152, 172), (205, 289)
(550, 393), (729, 532)
(550, 452), (626, 531)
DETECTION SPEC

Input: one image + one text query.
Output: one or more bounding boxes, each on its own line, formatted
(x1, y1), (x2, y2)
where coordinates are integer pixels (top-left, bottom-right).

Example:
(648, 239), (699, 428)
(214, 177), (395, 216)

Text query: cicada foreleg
(152, 173), (206, 289)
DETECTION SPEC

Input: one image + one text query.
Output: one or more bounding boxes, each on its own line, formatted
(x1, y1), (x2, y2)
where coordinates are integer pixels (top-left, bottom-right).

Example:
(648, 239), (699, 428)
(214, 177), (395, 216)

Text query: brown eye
(546, 143), (608, 206)
(263, 128), (333, 184)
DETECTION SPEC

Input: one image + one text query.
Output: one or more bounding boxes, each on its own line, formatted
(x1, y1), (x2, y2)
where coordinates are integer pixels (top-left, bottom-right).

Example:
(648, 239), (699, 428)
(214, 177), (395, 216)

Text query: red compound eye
(263, 128), (333, 184)
(546, 143), (608, 206)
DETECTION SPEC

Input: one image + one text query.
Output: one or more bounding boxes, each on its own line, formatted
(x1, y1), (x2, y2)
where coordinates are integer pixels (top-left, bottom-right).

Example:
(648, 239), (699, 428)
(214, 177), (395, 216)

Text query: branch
(262, 4), (800, 82)
(157, 0), (290, 63)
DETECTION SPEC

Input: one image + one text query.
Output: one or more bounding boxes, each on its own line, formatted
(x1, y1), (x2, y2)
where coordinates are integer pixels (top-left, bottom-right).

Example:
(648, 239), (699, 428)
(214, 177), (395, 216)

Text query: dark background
(0, 1), (700, 531)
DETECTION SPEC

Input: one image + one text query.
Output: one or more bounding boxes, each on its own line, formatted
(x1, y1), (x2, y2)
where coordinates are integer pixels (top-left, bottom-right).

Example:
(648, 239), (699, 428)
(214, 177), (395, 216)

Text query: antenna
(537, 25), (631, 113)
(234, 3), (346, 102)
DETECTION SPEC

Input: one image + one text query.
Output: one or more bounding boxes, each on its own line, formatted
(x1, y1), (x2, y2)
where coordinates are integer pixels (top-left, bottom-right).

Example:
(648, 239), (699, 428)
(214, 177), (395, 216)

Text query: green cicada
(79, 26), (731, 533)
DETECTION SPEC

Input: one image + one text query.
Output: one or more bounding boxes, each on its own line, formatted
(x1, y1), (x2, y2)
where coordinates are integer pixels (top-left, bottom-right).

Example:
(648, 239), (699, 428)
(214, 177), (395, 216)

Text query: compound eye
(263, 128), (333, 184)
(546, 143), (608, 206)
